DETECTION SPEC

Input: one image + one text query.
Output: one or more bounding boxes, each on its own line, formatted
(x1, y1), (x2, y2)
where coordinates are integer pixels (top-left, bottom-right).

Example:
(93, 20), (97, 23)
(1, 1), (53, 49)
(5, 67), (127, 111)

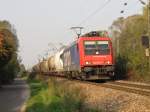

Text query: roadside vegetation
(0, 20), (23, 84)
(110, 6), (150, 82)
(26, 75), (101, 112)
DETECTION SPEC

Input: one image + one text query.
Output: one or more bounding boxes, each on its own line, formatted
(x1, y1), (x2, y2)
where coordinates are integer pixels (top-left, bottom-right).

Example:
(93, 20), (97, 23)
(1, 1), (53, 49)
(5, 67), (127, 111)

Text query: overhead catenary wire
(78, 0), (112, 26)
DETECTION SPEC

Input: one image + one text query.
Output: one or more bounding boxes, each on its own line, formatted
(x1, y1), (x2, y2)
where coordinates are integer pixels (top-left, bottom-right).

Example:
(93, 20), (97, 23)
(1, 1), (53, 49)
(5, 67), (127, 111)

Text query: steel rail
(68, 79), (150, 97)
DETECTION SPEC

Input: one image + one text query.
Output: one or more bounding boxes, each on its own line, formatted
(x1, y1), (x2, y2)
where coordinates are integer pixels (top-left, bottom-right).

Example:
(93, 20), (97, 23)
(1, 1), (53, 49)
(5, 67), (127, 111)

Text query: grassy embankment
(26, 77), (100, 112)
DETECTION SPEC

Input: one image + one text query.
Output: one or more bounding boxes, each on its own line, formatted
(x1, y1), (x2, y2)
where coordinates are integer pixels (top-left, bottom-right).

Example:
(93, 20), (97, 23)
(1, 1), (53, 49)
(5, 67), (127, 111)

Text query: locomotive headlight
(85, 61), (90, 64)
(105, 61), (110, 64)
(107, 61), (110, 64)
(85, 61), (89, 64)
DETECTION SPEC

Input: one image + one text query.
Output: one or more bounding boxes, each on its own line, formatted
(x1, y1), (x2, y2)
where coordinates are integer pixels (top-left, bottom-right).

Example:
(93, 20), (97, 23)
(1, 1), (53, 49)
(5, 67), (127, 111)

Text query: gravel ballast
(55, 78), (150, 112)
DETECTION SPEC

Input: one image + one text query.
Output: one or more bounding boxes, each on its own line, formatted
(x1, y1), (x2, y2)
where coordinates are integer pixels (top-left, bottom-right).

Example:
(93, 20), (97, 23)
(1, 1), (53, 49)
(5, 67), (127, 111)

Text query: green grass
(26, 78), (101, 112)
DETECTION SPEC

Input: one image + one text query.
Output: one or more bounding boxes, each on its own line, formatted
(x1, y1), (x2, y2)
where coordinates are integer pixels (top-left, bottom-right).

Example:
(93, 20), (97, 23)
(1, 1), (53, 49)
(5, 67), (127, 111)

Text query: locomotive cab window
(84, 41), (110, 55)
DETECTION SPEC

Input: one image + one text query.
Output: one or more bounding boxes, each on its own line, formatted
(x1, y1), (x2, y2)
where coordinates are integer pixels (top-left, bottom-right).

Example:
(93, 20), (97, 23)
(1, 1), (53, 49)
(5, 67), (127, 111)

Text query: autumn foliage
(0, 20), (20, 84)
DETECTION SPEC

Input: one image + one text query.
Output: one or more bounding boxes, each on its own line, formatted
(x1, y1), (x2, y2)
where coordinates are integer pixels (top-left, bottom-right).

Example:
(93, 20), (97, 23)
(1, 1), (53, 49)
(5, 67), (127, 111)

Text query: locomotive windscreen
(84, 41), (110, 55)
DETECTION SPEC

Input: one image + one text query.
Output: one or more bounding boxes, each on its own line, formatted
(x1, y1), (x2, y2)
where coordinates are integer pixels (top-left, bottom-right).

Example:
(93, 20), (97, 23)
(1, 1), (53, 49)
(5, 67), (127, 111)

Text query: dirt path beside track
(0, 78), (29, 112)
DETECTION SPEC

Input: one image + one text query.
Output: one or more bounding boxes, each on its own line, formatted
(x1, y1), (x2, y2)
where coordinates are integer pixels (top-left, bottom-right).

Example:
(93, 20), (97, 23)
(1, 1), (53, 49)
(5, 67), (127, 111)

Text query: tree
(110, 6), (150, 81)
(0, 20), (20, 84)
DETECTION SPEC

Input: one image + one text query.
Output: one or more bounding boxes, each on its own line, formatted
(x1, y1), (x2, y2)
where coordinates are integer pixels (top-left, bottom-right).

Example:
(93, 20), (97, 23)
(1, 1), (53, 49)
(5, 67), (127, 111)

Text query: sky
(0, 0), (147, 69)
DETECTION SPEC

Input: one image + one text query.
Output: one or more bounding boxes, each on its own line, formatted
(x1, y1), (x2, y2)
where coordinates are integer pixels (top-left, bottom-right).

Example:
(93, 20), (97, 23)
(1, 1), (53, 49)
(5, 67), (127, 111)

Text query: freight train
(32, 31), (115, 80)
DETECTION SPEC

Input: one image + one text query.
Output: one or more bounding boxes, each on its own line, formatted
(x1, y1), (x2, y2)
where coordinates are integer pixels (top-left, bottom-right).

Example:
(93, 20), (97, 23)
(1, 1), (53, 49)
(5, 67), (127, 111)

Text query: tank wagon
(40, 60), (49, 73)
(50, 48), (64, 72)
(32, 63), (41, 73)
(33, 31), (115, 80)
(46, 48), (65, 76)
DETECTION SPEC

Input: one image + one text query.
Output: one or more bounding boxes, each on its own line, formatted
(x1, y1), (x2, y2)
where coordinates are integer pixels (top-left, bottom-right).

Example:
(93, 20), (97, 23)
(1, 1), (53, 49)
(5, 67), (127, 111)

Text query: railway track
(44, 74), (150, 97)
(82, 80), (150, 97)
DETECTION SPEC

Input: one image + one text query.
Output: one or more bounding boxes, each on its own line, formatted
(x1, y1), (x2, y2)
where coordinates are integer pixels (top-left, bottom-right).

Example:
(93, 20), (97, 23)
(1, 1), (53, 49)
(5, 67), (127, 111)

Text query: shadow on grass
(26, 102), (47, 112)
(26, 100), (99, 112)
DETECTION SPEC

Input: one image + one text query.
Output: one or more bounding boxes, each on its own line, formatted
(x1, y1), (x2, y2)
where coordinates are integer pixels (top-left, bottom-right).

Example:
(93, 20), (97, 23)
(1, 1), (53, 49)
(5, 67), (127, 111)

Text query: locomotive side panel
(70, 43), (80, 71)
(62, 43), (80, 72)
